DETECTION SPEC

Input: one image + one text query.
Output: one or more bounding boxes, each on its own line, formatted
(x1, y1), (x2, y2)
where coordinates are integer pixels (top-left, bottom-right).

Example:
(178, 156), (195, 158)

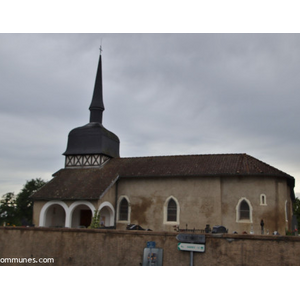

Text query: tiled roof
(116, 153), (292, 177)
(31, 153), (294, 200)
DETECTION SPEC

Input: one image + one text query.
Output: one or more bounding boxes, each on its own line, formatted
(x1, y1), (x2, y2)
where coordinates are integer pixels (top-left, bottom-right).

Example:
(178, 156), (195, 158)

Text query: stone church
(31, 52), (296, 235)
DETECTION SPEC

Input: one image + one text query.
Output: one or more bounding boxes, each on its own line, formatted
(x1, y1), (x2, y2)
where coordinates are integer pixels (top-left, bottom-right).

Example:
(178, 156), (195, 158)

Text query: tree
(88, 210), (100, 229)
(0, 192), (17, 225)
(15, 178), (47, 225)
(293, 197), (300, 228)
(0, 178), (47, 226)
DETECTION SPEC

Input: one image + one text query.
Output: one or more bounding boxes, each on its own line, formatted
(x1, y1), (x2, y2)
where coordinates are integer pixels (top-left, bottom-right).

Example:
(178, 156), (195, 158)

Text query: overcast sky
(1, 33), (300, 196)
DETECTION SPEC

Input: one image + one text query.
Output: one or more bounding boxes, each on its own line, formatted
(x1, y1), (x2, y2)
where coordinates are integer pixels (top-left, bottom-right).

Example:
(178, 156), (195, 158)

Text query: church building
(31, 52), (296, 235)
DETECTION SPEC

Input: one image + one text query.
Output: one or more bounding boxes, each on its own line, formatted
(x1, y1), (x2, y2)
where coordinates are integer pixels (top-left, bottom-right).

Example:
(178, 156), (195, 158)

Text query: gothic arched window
(119, 198), (129, 221)
(167, 198), (177, 222)
(239, 199), (250, 220)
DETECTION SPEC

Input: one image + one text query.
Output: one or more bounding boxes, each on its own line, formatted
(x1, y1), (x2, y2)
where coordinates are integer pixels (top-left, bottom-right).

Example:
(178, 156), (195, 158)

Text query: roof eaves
(99, 175), (119, 200)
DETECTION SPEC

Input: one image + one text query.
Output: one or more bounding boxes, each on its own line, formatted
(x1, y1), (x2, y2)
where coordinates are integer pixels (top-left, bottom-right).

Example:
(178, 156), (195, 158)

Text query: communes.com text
(0, 257), (54, 264)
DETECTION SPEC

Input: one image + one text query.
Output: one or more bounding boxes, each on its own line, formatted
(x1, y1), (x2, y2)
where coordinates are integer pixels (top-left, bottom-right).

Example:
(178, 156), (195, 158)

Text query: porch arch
(68, 201), (96, 228)
(39, 201), (68, 227)
(99, 202), (115, 227)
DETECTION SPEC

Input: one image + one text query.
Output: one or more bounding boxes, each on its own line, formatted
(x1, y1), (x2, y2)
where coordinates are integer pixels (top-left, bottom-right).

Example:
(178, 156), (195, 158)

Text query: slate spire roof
(63, 52), (120, 158)
(89, 54), (105, 123)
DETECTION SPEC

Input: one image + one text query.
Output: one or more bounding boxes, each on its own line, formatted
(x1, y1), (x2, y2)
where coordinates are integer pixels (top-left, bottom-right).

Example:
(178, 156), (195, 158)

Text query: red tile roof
(31, 153), (294, 200)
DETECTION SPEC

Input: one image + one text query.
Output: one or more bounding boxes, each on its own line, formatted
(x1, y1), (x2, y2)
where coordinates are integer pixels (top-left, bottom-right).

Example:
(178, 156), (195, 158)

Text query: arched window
(240, 200), (250, 220)
(236, 198), (252, 223)
(167, 198), (177, 222)
(260, 194), (267, 205)
(163, 196), (180, 225)
(119, 198), (129, 221)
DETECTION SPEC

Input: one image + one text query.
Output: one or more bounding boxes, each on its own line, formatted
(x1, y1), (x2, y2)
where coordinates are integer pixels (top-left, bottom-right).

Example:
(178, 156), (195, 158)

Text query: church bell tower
(63, 51), (120, 168)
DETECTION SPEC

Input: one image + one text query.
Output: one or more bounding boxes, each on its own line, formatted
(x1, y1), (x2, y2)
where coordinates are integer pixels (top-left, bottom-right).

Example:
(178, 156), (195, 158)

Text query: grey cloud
(1, 33), (300, 196)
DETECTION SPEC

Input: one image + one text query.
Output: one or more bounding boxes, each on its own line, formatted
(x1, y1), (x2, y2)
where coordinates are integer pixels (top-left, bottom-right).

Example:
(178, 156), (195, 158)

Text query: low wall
(1, 227), (300, 266)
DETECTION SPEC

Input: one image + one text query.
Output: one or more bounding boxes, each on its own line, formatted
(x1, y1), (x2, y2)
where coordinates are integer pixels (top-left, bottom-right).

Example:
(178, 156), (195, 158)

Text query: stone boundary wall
(0, 227), (300, 266)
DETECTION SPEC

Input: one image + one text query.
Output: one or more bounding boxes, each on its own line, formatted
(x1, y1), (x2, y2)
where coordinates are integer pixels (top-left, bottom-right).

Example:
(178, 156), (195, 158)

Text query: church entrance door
(70, 203), (94, 228)
(80, 210), (92, 227)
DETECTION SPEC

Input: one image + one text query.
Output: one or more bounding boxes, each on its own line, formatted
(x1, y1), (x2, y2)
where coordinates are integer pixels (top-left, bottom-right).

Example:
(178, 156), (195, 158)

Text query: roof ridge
(120, 153), (247, 160)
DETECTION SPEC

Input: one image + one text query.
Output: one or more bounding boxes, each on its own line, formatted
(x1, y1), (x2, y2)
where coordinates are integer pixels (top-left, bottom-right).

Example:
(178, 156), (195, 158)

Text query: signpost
(177, 243), (205, 252)
(176, 234), (206, 266)
(143, 241), (163, 266)
(176, 233), (205, 244)
(147, 241), (156, 248)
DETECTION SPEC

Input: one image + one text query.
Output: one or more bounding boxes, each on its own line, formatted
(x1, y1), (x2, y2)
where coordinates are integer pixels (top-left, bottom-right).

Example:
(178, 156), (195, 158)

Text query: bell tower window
(65, 154), (110, 168)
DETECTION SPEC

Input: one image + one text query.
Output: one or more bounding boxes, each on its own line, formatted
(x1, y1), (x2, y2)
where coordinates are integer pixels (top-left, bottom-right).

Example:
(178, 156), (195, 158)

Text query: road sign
(146, 241), (156, 248)
(176, 234), (205, 244)
(177, 243), (205, 253)
(143, 248), (163, 266)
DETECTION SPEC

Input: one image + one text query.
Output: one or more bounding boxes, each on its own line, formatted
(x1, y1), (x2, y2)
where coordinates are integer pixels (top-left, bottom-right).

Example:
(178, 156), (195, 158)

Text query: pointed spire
(63, 48), (120, 159)
(89, 50), (105, 123)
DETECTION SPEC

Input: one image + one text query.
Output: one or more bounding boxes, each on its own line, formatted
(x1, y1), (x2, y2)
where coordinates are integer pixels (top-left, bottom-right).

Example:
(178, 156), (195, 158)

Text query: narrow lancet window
(239, 200), (250, 220)
(119, 198), (129, 221)
(167, 199), (177, 222)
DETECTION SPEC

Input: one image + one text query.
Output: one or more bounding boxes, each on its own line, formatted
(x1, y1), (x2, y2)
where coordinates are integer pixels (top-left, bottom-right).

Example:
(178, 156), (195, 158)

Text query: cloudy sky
(1, 33), (300, 197)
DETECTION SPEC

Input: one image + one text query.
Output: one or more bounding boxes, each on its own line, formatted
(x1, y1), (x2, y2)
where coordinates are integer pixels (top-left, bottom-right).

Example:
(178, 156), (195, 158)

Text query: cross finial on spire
(99, 39), (103, 55)
(89, 47), (104, 123)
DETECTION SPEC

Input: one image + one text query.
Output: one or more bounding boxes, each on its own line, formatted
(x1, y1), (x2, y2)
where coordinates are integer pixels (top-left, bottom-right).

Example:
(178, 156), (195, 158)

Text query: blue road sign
(147, 241), (156, 248)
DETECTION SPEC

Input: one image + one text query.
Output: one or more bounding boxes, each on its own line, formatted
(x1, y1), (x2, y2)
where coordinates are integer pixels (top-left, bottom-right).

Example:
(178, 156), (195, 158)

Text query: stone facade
(32, 173), (293, 235)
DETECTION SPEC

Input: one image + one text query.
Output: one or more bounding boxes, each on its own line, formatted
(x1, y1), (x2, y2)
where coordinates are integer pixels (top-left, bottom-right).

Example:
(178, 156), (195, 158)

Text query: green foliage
(0, 178), (47, 226)
(15, 178), (46, 224)
(286, 229), (298, 236)
(0, 192), (17, 225)
(89, 210), (100, 229)
(293, 197), (300, 227)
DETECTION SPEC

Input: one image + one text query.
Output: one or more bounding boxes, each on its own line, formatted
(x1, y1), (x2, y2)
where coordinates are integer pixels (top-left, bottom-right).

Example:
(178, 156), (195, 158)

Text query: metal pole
(149, 247), (152, 266)
(190, 251), (193, 266)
